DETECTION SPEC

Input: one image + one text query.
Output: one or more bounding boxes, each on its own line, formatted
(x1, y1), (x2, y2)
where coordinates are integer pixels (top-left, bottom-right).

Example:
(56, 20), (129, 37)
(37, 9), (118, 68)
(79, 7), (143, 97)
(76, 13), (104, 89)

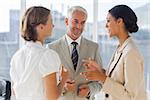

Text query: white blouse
(10, 41), (61, 100)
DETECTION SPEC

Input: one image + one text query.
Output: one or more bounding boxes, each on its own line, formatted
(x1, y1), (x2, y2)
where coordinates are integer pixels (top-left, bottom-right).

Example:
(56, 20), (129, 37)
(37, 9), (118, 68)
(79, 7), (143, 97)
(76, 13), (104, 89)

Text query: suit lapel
(59, 36), (74, 72)
(76, 38), (88, 74)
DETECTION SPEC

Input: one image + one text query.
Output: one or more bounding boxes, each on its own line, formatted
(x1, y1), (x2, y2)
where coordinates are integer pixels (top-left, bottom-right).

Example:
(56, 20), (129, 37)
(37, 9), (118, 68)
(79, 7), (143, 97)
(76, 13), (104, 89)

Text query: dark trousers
(5, 81), (11, 100)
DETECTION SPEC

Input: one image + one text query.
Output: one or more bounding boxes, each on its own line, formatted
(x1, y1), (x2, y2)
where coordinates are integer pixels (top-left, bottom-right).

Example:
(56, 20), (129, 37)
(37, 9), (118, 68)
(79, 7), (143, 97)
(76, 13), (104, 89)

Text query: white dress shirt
(10, 41), (61, 100)
(65, 34), (81, 55)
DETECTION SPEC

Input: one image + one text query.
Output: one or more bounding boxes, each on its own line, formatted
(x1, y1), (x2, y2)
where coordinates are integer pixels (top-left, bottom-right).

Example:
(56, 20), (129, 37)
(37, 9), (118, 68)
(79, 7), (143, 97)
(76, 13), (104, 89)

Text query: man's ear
(65, 18), (69, 25)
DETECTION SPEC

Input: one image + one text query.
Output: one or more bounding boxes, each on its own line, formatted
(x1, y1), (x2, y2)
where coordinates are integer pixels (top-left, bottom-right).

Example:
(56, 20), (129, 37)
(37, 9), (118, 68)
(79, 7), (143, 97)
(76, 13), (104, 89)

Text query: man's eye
(74, 20), (78, 24)
(81, 22), (85, 25)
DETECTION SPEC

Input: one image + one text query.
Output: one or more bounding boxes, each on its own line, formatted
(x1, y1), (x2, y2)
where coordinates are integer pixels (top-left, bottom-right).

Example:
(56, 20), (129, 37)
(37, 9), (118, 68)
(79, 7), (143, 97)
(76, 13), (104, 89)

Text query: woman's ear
(36, 24), (44, 33)
(117, 18), (123, 24)
(117, 18), (126, 30)
(37, 24), (44, 30)
(40, 24), (44, 29)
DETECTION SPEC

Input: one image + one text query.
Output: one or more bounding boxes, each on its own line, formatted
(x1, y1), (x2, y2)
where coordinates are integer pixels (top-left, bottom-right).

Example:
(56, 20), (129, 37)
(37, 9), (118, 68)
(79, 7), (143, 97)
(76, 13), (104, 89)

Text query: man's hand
(64, 80), (76, 93)
(78, 84), (90, 97)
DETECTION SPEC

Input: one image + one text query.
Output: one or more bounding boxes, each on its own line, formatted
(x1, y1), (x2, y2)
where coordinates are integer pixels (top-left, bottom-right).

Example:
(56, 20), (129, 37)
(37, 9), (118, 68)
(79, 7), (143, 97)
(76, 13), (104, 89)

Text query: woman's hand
(82, 58), (101, 71)
(81, 59), (107, 83)
(60, 65), (69, 83)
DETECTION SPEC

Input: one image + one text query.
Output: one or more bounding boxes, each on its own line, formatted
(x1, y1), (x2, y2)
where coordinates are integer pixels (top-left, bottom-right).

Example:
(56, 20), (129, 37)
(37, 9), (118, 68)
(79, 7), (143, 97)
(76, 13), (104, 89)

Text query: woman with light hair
(10, 6), (68, 100)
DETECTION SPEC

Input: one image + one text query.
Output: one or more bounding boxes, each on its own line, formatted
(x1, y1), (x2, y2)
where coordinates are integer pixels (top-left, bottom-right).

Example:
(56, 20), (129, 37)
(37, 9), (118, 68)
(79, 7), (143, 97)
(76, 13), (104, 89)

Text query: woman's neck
(118, 32), (129, 47)
(37, 37), (44, 45)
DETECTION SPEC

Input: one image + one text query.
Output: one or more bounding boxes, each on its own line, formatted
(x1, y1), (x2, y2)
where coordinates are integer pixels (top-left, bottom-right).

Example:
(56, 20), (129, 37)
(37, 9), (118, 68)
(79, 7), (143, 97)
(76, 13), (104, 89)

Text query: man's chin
(72, 34), (80, 40)
(75, 33), (82, 36)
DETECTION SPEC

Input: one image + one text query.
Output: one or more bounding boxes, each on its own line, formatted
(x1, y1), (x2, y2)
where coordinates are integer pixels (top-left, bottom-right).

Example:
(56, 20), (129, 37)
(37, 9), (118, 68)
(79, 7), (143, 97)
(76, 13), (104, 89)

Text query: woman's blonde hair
(21, 6), (50, 42)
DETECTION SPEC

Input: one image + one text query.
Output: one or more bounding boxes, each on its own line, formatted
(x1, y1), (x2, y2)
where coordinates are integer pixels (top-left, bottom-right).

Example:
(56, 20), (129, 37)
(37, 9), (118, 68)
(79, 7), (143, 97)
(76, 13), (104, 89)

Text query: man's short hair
(67, 6), (88, 19)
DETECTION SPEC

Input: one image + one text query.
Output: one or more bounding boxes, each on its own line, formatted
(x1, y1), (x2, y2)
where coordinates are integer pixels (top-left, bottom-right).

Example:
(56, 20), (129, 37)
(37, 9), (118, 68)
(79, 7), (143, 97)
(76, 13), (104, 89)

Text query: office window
(0, 0), (149, 99)
(0, 0), (20, 81)
(25, 0), (94, 43)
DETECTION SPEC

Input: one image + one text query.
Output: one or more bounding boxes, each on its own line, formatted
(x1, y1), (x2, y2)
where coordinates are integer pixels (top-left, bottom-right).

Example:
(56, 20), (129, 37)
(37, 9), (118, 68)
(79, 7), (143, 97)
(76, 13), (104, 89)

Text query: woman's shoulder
(38, 48), (61, 78)
(123, 39), (143, 60)
(44, 48), (59, 56)
(12, 46), (26, 59)
(42, 48), (60, 60)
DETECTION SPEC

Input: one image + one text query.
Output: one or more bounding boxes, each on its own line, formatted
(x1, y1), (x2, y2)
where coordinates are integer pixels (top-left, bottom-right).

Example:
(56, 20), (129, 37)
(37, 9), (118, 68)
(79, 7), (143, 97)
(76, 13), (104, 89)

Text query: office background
(0, 0), (150, 99)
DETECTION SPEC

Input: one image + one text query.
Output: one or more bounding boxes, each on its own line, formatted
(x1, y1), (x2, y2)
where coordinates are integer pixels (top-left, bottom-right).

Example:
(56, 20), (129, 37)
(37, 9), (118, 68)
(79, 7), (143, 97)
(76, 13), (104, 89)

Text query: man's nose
(76, 23), (82, 29)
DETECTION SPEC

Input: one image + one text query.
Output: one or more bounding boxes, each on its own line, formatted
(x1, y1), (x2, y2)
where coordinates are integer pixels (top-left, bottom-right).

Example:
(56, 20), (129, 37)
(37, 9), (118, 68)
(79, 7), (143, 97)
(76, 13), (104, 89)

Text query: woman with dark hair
(10, 6), (68, 100)
(81, 5), (147, 100)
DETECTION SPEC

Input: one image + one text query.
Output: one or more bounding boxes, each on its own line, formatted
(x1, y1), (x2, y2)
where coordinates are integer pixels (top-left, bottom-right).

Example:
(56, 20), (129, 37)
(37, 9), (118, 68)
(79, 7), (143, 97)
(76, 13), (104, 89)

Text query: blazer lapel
(108, 52), (122, 77)
(59, 36), (74, 72)
(107, 37), (131, 76)
(106, 49), (117, 76)
(76, 38), (88, 74)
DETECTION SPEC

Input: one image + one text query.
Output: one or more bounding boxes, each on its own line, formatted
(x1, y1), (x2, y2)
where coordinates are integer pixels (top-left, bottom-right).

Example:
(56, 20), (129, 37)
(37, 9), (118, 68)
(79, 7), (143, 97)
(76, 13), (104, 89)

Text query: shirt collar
(65, 34), (81, 46)
(25, 41), (44, 48)
(117, 36), (132, 53)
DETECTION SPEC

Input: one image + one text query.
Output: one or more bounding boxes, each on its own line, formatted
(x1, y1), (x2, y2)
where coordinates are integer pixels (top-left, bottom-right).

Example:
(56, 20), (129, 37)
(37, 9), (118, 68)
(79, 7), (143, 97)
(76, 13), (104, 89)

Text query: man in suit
(47, 6), (103, 100)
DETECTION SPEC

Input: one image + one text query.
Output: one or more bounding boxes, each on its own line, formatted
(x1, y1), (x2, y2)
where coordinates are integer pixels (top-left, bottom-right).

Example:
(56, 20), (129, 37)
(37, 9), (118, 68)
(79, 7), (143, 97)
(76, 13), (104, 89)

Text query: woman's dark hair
(21, 6), (50, 42)
(109, 5), (138, 33)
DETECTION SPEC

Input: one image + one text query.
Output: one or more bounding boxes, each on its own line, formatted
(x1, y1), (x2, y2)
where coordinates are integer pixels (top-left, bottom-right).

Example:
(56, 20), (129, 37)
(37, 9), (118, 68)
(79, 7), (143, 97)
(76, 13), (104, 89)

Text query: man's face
(65, 10), (87, 40)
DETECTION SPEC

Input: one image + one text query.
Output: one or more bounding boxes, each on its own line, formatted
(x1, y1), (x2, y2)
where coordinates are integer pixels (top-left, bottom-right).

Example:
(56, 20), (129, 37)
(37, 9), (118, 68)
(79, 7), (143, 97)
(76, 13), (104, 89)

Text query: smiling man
(47, 6), (103, 100)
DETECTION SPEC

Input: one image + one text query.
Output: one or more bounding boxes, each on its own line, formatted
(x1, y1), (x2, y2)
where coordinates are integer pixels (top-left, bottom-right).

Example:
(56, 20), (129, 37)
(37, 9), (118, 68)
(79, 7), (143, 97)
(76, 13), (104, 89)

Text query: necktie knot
(71, 42), (78, 47)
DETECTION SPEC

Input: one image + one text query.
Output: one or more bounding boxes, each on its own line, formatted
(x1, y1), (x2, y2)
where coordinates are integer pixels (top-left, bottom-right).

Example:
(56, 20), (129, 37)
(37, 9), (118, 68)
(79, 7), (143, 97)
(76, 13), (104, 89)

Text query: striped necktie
(71, 42), (78, 71)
